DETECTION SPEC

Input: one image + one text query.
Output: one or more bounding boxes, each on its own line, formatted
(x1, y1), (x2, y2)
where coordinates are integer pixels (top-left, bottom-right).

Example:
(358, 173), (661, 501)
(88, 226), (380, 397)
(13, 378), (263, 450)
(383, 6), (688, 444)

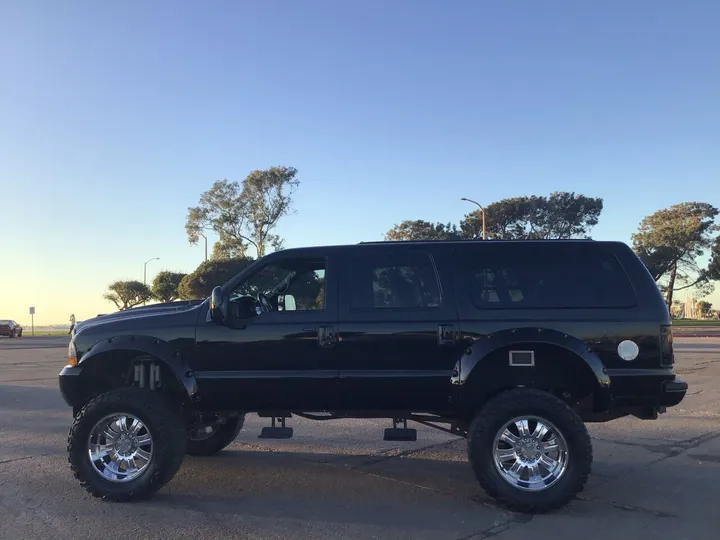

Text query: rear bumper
(660, 379), (688, 407)
(606, 369), (688, 409)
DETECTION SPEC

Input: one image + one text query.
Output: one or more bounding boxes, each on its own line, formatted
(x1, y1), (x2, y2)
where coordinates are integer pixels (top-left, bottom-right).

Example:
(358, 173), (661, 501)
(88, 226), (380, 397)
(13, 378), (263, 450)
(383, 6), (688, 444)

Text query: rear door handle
(317, 325), (337, 348)
(438, 324), (457, 347)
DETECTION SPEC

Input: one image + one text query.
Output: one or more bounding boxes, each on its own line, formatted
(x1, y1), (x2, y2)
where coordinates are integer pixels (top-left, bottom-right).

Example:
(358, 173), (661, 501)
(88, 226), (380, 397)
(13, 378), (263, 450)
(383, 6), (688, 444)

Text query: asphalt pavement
(0, 335), (70, 350)
(0, 337), (718, 539)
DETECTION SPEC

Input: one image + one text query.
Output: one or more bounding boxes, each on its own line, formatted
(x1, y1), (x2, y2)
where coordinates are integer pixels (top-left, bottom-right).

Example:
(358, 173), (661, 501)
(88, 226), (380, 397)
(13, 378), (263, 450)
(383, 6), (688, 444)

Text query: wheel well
(77, 350), (189, 412)
(462, 342), (601, 413)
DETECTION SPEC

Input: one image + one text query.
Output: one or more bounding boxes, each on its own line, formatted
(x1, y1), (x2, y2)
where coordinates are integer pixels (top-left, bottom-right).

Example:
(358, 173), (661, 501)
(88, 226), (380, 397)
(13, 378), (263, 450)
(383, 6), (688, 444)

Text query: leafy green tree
(461, 192), (603, 240)
(178, 258), (256, 299)
(698, 301), (713, 318)
(631, 202), (719, 308)
(103, 280), (153, 310)
(151, 271), (187, 302)
(185, 166), (299, 259)
(385, 220), (461, 241)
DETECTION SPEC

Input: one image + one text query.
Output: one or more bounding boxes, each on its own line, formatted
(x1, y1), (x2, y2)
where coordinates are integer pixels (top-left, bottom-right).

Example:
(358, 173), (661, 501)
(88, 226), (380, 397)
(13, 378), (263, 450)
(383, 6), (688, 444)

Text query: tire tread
(467, 388), (592, 513)
(67, 387), (187, 502)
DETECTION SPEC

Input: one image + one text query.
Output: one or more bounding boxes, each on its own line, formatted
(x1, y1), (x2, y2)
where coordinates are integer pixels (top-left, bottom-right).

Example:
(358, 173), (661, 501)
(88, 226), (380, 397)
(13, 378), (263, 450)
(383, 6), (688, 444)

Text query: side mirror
(278, 294), (296, 311)
(210, 286), (226, 324)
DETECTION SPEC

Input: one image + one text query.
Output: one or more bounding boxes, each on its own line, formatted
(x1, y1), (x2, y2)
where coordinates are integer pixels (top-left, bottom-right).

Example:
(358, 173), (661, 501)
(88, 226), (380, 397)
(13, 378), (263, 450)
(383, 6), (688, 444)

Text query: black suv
(58, 239), (686, 512)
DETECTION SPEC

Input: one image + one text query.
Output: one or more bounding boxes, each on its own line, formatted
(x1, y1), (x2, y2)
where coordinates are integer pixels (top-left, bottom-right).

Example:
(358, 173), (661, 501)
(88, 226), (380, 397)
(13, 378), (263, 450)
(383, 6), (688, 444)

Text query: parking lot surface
(1, 336), (718, 539)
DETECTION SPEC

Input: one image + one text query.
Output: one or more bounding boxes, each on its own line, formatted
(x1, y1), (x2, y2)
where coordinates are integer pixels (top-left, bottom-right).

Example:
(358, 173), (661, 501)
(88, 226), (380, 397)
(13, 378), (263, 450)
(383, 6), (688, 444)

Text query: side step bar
(259, 416), (294, 439)
(384, 418), (417, 442)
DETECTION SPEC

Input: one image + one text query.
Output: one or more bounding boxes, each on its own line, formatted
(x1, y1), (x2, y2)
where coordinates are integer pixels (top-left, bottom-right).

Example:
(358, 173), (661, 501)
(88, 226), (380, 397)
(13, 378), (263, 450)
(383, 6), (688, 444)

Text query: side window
(347, 251), (441, 310)
(285, 268), (326, 311)
(229, 257), (326, 318)
(464, 244), (636, 309)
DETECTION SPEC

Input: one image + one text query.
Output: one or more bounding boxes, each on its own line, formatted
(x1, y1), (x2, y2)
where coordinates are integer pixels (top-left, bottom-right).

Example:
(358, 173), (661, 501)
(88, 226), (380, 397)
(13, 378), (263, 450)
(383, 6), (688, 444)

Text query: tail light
(660, 325), (674, 367)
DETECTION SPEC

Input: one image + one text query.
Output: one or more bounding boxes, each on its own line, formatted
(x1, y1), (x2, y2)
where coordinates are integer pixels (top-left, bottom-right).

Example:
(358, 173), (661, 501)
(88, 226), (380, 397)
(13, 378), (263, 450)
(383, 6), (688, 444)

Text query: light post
(461, 197), (486, 240)
(143, 257), (160, 286)
(143, 257), (159, 306)
(197, 233), (208, 262)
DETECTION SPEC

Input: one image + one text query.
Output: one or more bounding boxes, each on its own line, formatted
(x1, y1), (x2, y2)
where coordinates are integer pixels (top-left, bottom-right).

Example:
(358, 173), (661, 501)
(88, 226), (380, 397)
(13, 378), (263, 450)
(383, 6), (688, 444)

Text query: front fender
(452, 327), (611, 409)
(77, 334), (199, 400)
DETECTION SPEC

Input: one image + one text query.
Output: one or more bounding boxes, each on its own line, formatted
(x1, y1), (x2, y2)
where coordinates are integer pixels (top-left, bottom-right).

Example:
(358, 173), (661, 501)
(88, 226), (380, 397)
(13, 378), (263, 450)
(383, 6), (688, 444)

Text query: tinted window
(462, 243), (636, 309)
(229, 257), (326, 316)
(347, 251), (441, 310)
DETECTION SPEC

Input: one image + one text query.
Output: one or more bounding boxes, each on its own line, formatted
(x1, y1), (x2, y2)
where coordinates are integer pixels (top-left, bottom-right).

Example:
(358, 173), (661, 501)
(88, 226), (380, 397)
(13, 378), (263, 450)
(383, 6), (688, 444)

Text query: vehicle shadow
(151, 448), (501, 528)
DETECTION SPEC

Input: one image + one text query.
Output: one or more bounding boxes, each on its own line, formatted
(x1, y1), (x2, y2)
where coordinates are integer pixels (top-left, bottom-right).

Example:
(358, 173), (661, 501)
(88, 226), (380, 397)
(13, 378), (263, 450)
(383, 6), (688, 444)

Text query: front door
(193, 250), (339, 412)
(336, 246), (461, 413)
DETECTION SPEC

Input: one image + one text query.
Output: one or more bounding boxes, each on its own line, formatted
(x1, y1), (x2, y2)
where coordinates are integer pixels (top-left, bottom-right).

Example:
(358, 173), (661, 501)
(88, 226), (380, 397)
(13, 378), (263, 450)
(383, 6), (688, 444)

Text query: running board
(259, 427), (294, 439)
(259, 416), (294, 439)
(383, 418), (417, 442)
(383, 428), (417, 442)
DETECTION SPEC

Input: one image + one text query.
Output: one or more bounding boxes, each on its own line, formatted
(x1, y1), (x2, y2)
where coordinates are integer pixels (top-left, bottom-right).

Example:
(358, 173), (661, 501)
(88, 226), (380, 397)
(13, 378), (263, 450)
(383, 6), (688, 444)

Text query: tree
(178, 258), (255, 300)
(385, 220), (461, 241)
(698, 301), (713, 318)
(632, 202), (719, 308)
(185, 166), (299, 259)
(104, 280), (154, 310)
(461, 192), (603, 240)
(151, 271), (187, 303)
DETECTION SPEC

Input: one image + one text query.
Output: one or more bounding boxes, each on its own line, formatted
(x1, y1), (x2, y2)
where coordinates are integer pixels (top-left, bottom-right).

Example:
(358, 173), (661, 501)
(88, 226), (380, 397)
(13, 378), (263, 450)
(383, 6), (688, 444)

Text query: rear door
(336, 245), (461, 412)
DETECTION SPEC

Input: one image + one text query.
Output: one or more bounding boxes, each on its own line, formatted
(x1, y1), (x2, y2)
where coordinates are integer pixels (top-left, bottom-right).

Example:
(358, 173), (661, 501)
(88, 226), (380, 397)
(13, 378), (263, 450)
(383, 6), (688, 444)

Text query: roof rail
(358, 238), (595, 244)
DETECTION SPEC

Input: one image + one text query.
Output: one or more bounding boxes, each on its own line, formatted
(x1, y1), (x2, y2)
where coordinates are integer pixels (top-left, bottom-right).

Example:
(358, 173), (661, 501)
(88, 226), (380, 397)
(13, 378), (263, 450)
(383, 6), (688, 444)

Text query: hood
(74, 299), (206, 334)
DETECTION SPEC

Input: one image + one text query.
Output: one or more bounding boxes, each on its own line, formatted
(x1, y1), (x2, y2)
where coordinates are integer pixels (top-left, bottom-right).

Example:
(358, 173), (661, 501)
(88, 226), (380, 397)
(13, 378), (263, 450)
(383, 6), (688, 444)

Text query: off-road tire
(67, 387), (187, 501)
(467, 388), (592, 513)
(186, 415), (245, 456)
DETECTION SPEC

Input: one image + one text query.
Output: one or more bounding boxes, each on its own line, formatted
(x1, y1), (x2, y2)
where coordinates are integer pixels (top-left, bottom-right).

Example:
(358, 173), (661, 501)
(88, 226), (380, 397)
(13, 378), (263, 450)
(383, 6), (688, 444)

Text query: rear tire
(467, 388), (592, 513)
(186, 415), (245, 456)
(67, 387), (187, 501)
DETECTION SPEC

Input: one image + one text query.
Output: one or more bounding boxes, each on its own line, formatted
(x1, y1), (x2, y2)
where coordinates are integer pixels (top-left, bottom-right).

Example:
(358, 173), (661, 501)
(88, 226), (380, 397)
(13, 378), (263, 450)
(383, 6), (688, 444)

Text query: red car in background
(0, 320), (23, 338)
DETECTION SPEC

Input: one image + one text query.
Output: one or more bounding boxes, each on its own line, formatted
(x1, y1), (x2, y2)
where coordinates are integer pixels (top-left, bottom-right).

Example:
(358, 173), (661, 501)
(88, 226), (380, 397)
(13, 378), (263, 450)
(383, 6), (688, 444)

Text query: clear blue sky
(1, 0), (718, 324)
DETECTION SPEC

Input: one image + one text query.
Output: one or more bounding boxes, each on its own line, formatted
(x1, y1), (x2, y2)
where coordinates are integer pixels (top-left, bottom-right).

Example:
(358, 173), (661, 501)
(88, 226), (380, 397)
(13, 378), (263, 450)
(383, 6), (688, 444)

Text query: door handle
(317, 325), (337, 348)
(437, 324), (457, 347)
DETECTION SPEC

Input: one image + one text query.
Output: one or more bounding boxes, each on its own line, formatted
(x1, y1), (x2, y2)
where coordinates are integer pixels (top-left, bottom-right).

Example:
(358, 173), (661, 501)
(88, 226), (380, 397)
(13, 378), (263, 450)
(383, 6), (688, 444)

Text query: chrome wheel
(87, 413), (154, 482)
(492, 416), (569, 492)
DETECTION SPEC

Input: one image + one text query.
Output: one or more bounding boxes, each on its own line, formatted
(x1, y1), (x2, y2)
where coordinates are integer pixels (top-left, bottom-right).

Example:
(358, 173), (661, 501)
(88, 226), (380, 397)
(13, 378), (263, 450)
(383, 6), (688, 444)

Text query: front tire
(186, 415), (245, 456)
(67, 387), (187, 501)
(467, 388), (592, 513)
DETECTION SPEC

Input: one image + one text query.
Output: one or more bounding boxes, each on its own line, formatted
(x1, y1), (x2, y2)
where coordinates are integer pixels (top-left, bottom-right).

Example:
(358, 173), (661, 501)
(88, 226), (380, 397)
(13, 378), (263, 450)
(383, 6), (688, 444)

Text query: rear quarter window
(461, 243), (636, 309)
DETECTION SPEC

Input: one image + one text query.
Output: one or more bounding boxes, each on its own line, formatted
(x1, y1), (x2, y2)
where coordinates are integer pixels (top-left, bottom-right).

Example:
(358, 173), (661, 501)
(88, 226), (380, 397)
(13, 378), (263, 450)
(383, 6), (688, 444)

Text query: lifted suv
(59, 239), (687, 512)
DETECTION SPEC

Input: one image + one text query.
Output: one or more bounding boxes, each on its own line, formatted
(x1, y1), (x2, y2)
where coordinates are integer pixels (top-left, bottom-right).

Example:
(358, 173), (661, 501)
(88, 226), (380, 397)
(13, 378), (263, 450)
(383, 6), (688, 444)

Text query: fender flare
(451, 327), (611, 406)
(78, 334), (199, 401)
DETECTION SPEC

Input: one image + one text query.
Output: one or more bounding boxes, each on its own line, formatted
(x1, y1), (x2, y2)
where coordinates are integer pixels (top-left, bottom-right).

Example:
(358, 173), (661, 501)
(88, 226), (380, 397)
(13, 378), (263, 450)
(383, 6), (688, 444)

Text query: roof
(269, 238), (602, 255)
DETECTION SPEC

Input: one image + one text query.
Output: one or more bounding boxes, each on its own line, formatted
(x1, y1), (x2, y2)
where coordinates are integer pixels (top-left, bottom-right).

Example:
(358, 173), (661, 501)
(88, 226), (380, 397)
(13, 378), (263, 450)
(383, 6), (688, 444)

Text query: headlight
(68, 341), (78, 367)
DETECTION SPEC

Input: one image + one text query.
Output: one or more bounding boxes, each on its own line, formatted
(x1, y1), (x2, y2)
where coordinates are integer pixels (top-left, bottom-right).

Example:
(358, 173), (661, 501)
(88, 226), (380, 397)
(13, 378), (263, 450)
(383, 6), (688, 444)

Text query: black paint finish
(59, 239), (687, 421)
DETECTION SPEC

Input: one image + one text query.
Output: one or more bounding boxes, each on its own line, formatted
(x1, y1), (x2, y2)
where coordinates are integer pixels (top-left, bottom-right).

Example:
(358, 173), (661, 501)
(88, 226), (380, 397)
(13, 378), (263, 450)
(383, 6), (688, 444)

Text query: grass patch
(24, 330), (69, 336)
(672, 319), (720, 327)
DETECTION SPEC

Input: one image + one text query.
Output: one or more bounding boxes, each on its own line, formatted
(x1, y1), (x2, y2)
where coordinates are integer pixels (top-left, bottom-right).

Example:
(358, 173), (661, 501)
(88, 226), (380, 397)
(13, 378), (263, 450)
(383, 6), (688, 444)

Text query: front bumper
(58, 365), (84, 408)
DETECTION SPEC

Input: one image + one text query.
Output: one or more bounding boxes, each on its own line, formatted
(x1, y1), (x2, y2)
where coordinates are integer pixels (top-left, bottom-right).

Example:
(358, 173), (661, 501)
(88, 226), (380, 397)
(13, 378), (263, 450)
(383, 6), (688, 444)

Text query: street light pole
(143, 257), (160, 306)
(143, 257), (160, 286)
(461, 198), (486, 240)
(198, 233), (208, 262)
